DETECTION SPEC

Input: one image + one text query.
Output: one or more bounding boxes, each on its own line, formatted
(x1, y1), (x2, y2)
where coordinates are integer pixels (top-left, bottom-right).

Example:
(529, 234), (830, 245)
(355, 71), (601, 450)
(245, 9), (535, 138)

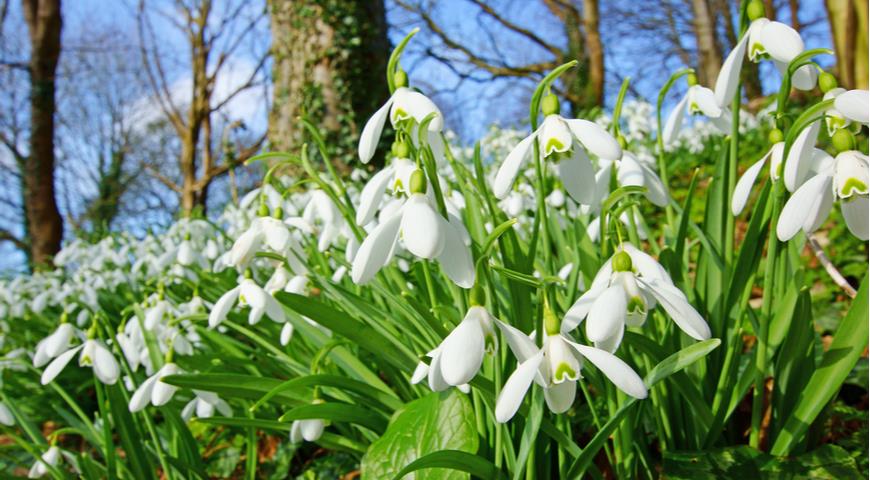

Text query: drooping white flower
(777, 150), (869, 241)
(833, 89), (869, 125)
(494, 319), (647, 423)
(493, 95), (621, 203)
(715, 17), (817, 108)
(356, 157), (417, 226)
(181, 390), (232, 421)
(586, 152), (669, 213)
(0, 401), (14, 426)
(663, 84), (730, 144)
(40, 339), (120, 385)
(564, 244), (711, 352)
(33, 323), (76, 368)
(208, 278), (285, 328)
(289, 418), (325, 443)
(358, 83), (442, 164)
(419, 306), (497, 390)
(129, 362), (182, 412)
(352, 172), (474, 288)
(302, 190), (349, 253)
(28, 445), (61, 478)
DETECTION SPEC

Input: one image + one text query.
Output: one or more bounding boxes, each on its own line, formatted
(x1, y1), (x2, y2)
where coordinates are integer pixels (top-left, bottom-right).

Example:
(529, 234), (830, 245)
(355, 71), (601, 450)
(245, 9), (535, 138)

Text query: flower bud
(409, 169), (427, 194)
(392, 140), (410, 158)
(543, 299), (560, 335)
(818, 72), (838, 93)
(273, 205), (284, 219)
(617, 135), (627, 149)
(394, 68), (408, 89)
(469, 283), (486, 306)
(768, 128), (784, 144)
(832, 128), (856, 153)
(541, 93), (560, 116)
(257, 202), (269, 217)
(612, 251), (633, 272)
(686, 72), (698, 87)
(747, 0), (765, 21)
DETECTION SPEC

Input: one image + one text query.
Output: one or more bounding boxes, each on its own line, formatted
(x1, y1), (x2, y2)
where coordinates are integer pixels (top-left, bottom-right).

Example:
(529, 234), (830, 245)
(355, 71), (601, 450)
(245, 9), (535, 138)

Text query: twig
(808, 234), (857, 298)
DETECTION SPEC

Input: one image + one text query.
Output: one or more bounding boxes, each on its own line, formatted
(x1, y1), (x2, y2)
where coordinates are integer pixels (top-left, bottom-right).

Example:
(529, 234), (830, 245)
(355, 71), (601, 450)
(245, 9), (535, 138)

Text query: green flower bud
(257, 202), (269, 217)
(617, 135), (627, 149)
(832, 128), (856, 153)
(273, 205), (284, 219)
(469, 283), (486, 306)
(818, 72), (837, 93)
(747, 0), (765, 21)
(686, 72), (698, 87)
(394, 140), (410, 158)
(768, 128), (784, 144)
(394, 68), (408, 89)
(612, 251), (633, 272)
(543, 299), (560, 336)
(409, 169), (427, 194)
(542, 93), (560, 116)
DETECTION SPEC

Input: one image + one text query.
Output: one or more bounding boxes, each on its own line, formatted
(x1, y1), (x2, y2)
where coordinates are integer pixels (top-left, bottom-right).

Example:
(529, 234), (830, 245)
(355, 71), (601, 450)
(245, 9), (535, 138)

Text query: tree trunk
(691, 0), (722, 86)
(788, 0), (801, 32)
(582, 0), (604, 109)
(21, 0), (63, 267)
(826, 0), (868, 89)
(268, 0), (390, 169)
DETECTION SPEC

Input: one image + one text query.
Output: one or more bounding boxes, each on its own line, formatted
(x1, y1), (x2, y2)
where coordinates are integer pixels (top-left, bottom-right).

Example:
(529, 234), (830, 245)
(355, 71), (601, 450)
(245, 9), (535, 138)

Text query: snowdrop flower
(663, 78), (730, 144)
(715, 4), (816, 107)
(280, 323), (294, 346)
(144, 298), (170, 330)
(422, 298), (497, 390)
(586, 211), (649, 243)
(777, 149), (869, 241)
(28, 445), (61, 478)
(33, 322), (76, 368)
(494, 310), (647, 423)
(208, 278), (285, 327)
(586, 151), (669, 213)
(181, 390), (232, 421)
(564, 244), (711, 352)
(303, 190), (348, 252)
(177, 237), (197, 266)
(41, 338), (120, 385)
(129, 362), (182, 412)
(358, 68), (442, 164)
(493, 93), (621, 203)
(289, 418), (325, 443)
(352, 170), (474, 288)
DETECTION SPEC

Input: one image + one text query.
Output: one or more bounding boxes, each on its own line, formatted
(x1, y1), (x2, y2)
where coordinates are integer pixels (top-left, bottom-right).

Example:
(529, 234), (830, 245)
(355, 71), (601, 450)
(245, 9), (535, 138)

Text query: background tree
(136, 0), (269, 215)
(826, 0), (869, 89)
(20, 0), (64, 267)
(268, 0), (390, 169)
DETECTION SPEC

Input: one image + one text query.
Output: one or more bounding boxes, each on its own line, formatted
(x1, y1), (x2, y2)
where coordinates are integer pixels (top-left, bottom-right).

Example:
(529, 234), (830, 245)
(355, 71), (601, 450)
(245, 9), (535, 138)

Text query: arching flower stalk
(563, 245), (711, 352)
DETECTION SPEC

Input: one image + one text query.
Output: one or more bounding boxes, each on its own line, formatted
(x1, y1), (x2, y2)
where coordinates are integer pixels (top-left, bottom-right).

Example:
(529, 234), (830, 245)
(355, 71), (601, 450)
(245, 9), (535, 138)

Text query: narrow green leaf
(771, 275), (869, 455)
(392, 451), (507, 480)
(278, 402), (387, 433)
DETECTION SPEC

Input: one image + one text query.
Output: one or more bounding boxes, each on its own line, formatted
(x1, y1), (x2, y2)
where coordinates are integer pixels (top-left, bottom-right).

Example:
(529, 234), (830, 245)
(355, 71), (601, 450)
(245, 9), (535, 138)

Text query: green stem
(749, 181), (784, 448)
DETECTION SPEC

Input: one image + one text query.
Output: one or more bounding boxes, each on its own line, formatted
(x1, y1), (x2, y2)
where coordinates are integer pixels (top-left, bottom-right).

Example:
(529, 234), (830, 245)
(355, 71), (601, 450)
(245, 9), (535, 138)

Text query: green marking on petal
(554, 362), (577, 383)
(840, 178), (868, 197)
(545, 137), (566, 155)
(627, 296), (646, 314)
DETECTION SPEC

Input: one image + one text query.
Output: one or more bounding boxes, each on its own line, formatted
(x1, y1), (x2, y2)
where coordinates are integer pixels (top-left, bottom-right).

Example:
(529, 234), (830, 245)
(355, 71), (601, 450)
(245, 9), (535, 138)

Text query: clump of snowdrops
(0, 3), (868, 478)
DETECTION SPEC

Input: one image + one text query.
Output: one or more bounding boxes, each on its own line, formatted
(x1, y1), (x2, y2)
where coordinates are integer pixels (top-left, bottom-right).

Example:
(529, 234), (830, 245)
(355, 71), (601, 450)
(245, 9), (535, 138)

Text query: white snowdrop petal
(495, 320), (539, 364)
(41, 346), (83, 385)
(493, 131), (538, 199)
(400, 196), (445, 259)
(209, 287), (240, 328)
(586, 284), (628, 343)
(558, 144), (596, 204)
(495, 351), (544, 423)
(732, 154), (769, 215)
(439, 310), (486, 386)
(840, 195), (869, 241)
(356, 166), (395, 226)
(359, 97), (393, 164)
(436, 216), (475, 288)
(544, 379), (576, 414)
(784, 121), (820, 192)
(351, 211), (403, 284)
(714, 32), (750, 107)
(777, 173), (833, 241)
(834, 90), (870, 124)
(639, 279), (711, 341)
(569, 342), (648, 399)
(761, 21), (804, 63)
(662, 94), (689, 145)
(566, 119), (622, 160)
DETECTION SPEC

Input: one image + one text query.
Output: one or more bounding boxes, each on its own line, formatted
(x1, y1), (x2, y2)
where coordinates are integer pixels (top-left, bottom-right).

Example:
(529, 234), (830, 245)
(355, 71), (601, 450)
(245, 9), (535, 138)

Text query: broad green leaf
(361, 391), (479, 480)
(392, 451), (507, 480)
(771, 276), (869, 455)
(664, 444), (862, 479)
(251, 374), (402, 412)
